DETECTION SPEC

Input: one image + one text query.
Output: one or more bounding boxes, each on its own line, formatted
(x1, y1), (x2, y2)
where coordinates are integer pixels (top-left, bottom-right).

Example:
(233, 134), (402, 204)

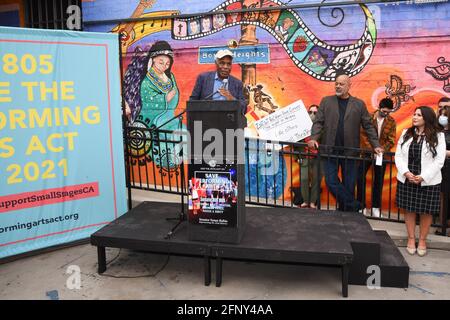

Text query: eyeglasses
(308, 111), (317, 115)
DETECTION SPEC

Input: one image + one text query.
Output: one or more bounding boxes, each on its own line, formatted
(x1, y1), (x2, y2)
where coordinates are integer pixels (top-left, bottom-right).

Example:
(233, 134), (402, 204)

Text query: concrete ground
(0, 190), (449, 300)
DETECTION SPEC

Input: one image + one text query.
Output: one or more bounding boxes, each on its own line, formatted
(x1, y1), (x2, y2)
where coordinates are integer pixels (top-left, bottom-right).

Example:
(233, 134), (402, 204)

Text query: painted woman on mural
(124, 40), (182, 170)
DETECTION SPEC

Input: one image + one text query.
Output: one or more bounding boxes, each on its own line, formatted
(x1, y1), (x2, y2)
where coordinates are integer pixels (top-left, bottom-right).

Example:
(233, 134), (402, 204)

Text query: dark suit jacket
(310, 95), (380, 155)
(190, 71), (248, 114)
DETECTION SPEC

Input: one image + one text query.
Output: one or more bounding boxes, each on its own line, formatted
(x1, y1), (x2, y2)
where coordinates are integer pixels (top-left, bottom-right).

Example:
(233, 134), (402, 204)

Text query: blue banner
(198, 44), (270, 64)
(0, 27), (126, 259)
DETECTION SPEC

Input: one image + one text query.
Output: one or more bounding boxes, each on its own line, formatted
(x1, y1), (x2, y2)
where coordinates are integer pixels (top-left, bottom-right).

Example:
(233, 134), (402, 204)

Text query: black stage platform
(91, 201), (409, 297)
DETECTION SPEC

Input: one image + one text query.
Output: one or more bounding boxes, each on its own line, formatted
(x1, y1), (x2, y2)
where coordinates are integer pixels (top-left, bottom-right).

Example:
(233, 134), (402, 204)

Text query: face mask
(309, 113), (316, 121)
(439, 115), (448, 127)
(378, 111), (388, 118)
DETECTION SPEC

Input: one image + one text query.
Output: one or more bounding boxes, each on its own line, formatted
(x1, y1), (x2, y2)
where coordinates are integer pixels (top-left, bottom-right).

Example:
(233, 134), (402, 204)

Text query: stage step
(374, 230), (410, 288)
(339, 213), (409, 288)
(341, 213), (381, 286)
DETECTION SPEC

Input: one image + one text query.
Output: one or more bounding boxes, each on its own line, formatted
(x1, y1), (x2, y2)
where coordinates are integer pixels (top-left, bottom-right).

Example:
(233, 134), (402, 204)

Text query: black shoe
(349, 201), (362, 213)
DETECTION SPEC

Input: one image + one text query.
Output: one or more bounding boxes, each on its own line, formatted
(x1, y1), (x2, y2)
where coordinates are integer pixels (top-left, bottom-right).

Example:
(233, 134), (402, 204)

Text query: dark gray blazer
(189, 71), (247, 114)
(310, 95), (380, 154)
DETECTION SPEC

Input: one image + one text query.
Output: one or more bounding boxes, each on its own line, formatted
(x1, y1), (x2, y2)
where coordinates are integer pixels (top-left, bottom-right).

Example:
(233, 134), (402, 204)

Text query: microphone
(222, 78), (228, 90)
(204, 78), (229, 100)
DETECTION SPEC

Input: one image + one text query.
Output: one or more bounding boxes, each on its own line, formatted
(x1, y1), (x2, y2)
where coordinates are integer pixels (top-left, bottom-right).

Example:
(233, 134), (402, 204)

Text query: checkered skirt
(396, 137), (441, 215)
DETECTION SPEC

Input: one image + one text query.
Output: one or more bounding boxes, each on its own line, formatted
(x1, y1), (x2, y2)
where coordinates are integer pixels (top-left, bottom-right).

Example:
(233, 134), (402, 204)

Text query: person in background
(395, 106), (446, 256)
(438, 97), (450, 113)
(437, 105), (450, 236)
(299, 104), (322, 209)
(437, 105), (450, 157)
(357, 98), (396, 217)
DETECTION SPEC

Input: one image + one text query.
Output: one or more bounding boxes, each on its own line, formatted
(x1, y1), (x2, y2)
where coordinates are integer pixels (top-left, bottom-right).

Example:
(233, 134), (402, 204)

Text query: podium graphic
(186, 100), (246, 243)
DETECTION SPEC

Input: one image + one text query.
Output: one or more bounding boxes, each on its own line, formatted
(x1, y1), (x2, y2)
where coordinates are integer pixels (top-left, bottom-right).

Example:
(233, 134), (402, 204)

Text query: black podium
(186, 100), (246, 244)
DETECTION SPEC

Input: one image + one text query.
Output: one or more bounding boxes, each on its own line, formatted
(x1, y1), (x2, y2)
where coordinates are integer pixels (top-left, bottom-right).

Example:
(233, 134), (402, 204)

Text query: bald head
(335, 75), (351, 99)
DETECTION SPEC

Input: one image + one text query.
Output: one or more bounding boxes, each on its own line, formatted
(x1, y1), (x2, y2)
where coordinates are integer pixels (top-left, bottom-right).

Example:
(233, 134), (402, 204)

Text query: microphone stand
(202, 79), (228, 100)
(165, 111), (187, 239)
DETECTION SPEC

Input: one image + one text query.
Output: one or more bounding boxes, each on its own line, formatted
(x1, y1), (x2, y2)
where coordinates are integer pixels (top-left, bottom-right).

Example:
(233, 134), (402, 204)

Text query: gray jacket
(310, 95), (380, 154)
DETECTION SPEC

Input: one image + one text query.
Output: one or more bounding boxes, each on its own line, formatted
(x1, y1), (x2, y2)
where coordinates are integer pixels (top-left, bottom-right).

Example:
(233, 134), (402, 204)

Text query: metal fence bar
(273, 148), (277, 206)
(264, 142), (268, 205)
(246, 138), (251, 203)
(256, 140), (260, 204)
(289, 144), (293, 208)
(316, 149), (321, 210)
(388, 153), (394, 220)
(281, 146), (285, 207)
(328, 153), (332, 211)
(164, 132), (173, 192)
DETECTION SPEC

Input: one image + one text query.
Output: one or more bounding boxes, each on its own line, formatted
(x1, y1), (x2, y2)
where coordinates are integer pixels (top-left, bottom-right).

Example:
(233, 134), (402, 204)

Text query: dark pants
(300, 157), (323, 204)
(324, 157), (360, 212)
(356, 160), (387, 209)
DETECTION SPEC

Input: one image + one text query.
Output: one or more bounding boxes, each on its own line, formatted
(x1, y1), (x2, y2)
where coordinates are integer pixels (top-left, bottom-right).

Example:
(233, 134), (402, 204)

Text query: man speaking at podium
(190, 49), (247, 114)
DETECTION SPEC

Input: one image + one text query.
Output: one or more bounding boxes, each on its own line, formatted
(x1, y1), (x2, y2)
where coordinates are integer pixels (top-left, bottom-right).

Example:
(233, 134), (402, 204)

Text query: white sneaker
(372, 208), (381, 218)
(362, 208), (369, 216)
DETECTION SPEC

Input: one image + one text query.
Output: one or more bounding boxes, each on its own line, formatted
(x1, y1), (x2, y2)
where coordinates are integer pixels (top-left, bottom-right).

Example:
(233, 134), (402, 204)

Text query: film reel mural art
(172, 0), (377, 81)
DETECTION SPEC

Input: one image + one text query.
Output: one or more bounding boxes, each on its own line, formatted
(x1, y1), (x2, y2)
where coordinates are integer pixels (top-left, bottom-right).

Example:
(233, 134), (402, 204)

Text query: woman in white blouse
(395, 106), (446, 256)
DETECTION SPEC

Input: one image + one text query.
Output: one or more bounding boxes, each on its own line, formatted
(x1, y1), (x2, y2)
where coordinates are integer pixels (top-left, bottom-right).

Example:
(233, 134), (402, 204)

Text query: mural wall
(83, 0), (450, 208)
(0, 0), (24, 27)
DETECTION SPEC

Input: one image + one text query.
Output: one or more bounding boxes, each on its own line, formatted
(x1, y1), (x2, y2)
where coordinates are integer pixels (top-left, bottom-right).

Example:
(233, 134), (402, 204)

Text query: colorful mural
(83, 0), (450, 210)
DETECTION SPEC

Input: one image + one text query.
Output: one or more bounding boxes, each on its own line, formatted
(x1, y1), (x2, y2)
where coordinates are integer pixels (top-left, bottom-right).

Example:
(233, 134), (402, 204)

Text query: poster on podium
(188, 162), (238, 228)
